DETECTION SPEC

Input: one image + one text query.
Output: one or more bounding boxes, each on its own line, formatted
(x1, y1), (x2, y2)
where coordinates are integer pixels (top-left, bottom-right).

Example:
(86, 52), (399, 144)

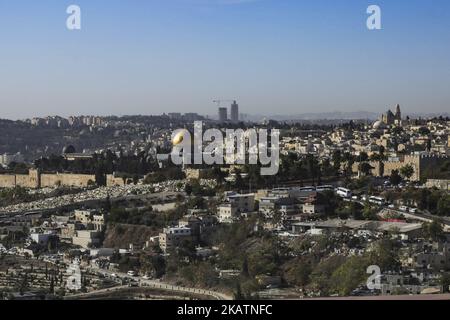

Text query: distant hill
(270, 111), (379, 121)
(239, 111), (450, 122)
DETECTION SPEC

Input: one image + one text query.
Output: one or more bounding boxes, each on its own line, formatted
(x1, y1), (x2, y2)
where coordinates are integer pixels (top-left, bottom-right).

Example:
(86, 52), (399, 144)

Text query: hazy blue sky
(0, 0), (449, 119)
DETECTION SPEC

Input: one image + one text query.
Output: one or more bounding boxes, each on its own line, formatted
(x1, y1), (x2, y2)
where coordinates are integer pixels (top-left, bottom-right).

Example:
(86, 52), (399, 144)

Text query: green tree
(234, 283), (244, 300)
(332, 150), (342, 173)
(330, 256), (369, 296)
(185, 183), (193, 196)
(400, 164), (414, 181)
(423, 219), (444, 241)
(358, 162), (373, 176)
(358, 152), (369, 162)
(194, 262), (219, 288)
(321, 190), (342, 217)
(368, 239), (400, 271)
(437, 195), (450, 216)
(391, 126), (403, 135)
(441, 273), (450, 293)
(283, 257), (313, 287)
(309, 255), (346, 296)
(389, 170), (402, 186)
(49, 274), (55, 294)
(362, 203), (378, 220)
(241, 257), (250, 278)
(418, 127), (431, 136)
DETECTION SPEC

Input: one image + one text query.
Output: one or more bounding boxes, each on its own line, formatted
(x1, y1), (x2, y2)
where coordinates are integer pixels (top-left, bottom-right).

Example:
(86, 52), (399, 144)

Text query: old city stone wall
(40, 173), (96, 188)
(0, 170), (96, 188)
(15, 174), (39, 188)
(0, 174), (16, 188)
(381, 155), (421, 181)
(0, 170), (127, 189)
(106, 174), (125, 187)
(353, 154), (448, 181)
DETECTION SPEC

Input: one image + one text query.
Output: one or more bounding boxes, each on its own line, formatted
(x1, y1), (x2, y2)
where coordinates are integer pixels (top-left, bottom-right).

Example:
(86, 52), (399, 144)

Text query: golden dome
(172, 130), (188, 146)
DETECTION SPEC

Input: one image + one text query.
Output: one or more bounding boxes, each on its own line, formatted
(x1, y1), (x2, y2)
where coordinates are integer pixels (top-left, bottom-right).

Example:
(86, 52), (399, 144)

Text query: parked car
(399, 206), (408, 212)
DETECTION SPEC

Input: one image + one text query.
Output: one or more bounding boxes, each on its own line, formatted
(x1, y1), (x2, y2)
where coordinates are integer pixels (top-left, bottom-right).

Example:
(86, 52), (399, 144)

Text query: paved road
(65, 285), (130, 299)
(344, 196), (450, 230)
(66, 270), (233, 300)
(379, 208), (450, 231)
(0, 190), (181, 218)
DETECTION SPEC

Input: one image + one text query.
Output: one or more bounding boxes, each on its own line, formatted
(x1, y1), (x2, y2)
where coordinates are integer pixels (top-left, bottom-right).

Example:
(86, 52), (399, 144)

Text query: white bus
(336, 187), (352, 198)
(369, 196), (385, 206)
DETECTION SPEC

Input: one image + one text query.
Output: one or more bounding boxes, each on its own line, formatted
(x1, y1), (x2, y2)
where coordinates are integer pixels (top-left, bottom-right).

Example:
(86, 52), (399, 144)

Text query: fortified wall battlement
(0, 169), (125, 189)
(0, 169), (40, 189)
(353, 154), (449, 181)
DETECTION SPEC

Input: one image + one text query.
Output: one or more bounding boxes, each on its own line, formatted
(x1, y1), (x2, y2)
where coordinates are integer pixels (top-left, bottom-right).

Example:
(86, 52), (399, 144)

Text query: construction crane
(214, 99), (240, 122)
(212, 99), (236, 107)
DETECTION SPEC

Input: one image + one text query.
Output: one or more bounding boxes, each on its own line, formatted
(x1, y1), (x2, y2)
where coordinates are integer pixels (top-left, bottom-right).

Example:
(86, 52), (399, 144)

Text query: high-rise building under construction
(218, 107), (228, 122)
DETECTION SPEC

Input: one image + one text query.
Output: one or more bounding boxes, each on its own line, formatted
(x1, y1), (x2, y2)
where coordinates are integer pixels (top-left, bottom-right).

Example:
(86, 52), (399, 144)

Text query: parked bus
(336, 187), (352, 198)
(369, 196), (385, 206)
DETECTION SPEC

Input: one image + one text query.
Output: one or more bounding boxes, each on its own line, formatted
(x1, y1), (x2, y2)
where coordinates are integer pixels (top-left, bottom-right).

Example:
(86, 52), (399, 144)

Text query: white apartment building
(72, 230), (101, 249)
(159, 226), (192, 252)
(30, 230), (56, 246)
(218, 203), (239, 223)
(227, 193), (255, 212)
(218, 193), (255, 223)
(74, 210), (105, 231)
(74, 210), (93, 224)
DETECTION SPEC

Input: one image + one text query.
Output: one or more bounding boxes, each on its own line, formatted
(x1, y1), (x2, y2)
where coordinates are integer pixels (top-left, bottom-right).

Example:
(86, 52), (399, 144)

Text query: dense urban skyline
(0, 0), (449, 120)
